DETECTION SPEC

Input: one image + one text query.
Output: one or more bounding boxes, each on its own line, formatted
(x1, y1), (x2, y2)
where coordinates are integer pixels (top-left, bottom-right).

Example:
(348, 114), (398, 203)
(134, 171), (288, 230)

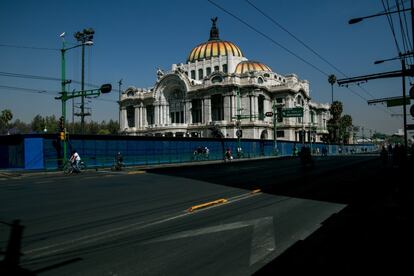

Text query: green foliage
(0, 109), (13, 134)
(1, 112), (120, 136)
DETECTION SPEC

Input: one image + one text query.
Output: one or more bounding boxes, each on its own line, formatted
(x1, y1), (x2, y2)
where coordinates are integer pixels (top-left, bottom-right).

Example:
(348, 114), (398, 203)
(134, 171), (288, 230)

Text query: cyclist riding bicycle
(69, 150), (81, 173)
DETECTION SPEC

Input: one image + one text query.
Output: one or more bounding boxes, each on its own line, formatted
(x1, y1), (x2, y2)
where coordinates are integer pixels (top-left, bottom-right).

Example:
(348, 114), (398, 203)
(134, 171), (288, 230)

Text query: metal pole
(402, 59), (408, 151)
(61, 42), (67, 161)
(118, 79), (122, 129)
(331, 84), (333, 104)
(273, 101), (277, 155)
(80, 43), (85, 134)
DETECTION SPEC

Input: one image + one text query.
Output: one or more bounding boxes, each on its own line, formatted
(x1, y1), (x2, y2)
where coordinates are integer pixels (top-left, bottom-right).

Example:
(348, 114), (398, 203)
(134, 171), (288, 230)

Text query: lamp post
(74, 28), (95, 134)
(118, 79), (123, 130)
(59, 31), (107, 161)
(328, 74), (336, 104)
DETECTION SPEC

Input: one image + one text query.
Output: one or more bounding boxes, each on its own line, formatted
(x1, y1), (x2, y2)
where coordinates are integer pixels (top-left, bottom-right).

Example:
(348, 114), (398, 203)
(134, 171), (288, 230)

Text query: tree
(31, 115), (45, 133)
(338, 114), (352, 144)
(330, 101), (343, 121)
(328, 74), (337, 103)
(0, 109), (13, 134)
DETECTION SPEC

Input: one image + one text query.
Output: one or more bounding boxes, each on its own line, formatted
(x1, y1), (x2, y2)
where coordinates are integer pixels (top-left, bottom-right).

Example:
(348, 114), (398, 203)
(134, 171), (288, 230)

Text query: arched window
(198, 69), (203, 80)
(258, 95), (265, 120)
(258, 77), (264, 84)
(169, 89), (184, 124)
(206, 67), (212, 76)
(222, 64), (228, 73)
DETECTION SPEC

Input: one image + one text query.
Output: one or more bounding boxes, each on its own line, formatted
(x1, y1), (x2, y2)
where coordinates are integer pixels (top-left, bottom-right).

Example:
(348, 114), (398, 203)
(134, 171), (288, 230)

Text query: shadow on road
(149, 156), (413, 273)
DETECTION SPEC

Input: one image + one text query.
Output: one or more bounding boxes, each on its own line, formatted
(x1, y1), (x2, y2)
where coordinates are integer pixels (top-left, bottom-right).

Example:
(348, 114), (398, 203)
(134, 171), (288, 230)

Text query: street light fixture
(349, 8), (410, 24)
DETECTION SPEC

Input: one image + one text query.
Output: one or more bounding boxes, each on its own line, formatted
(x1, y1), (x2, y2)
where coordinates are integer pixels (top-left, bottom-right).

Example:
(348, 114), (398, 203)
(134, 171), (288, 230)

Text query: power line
(208, 0), (392, 115)
(207, 0), (329, 76)
(0, 71), (120, 93)
(0, 85), (118, 103)
(244, 0), (378, 100)
(0, 43), (58, 51)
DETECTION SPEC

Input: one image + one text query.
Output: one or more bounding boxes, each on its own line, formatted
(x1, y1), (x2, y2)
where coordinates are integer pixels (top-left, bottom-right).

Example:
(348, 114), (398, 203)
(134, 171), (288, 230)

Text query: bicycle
(62, 160), (86, 174)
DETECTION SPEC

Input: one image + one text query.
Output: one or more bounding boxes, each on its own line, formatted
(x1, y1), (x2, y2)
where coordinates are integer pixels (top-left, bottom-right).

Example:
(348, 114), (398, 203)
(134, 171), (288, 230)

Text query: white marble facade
(120, 19), (330, 143)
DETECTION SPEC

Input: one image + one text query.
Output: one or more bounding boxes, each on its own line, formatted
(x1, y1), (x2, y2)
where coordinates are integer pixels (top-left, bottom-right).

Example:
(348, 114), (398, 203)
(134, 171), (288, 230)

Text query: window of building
(214, 65), (219, 72)
(206, 67), (211, 76)
(264, 73), (270, 78)
(222, 64), (228, 73)
(211, 75), (223, 83)
(277, 107), (283, 123)
(258, 95), (265, 120)
(258, 77), (264, 84)
(311, 111), (315, 123)
(191, 70), (196, 79)
(192, 99), (202, 123)
(211, 94), (224, 121)
(276, 130), (285, 138)
(169, 89), (184, 124)
(198, 69), (203, 80)
(276, 98), (283, 104)
(126, 106), (135, 127)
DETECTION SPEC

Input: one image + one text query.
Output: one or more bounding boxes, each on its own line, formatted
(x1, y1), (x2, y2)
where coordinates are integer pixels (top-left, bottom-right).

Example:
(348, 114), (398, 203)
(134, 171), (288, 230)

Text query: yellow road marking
(128, 170), (146, 175)
(188, 198), (228, 212)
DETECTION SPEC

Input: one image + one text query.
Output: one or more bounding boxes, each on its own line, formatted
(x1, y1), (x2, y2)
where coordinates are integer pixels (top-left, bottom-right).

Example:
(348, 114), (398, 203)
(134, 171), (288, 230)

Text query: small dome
(234, 61), (272, 74)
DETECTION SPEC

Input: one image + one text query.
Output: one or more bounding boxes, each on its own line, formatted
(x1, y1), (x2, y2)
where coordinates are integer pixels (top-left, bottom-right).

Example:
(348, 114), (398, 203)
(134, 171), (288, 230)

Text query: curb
(188, 198), (228, 212)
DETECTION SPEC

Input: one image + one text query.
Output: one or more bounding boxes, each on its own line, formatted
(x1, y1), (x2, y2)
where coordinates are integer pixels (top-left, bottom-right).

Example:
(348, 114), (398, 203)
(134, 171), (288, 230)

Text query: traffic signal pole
(60, 39), (68, 161)
(272, 101), (278, 155)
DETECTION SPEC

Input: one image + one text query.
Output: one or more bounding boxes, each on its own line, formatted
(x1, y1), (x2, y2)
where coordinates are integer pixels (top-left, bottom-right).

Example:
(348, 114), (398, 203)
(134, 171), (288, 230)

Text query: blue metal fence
(0, 134), (378, 170)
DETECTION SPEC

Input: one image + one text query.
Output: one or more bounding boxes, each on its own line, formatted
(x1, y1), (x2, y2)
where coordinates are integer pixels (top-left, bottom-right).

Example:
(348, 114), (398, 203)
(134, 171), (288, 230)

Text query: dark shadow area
(0, 220), (83, 275)
(148, 155), (413, 273)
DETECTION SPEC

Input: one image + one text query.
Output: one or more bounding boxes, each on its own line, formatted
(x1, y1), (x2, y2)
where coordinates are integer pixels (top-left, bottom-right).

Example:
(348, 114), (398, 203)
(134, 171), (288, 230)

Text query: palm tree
(328, 74), (337, 104)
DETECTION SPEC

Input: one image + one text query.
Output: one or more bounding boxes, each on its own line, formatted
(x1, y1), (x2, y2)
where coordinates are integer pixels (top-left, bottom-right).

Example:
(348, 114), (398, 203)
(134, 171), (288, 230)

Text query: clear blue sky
(0, 0), (412, 135)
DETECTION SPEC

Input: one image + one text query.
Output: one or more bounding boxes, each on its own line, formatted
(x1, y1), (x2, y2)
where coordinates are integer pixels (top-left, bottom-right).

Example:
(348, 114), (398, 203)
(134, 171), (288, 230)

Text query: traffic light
(100, 83), (112, 93)
(59, 131), (65, 141)
(59, 116), (65, 132)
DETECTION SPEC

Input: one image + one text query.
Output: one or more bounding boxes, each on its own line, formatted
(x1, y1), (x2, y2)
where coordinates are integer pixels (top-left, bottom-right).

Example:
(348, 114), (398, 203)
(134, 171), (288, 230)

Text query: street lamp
(74, 28), (95, 134)
(349, 8), (410, 24)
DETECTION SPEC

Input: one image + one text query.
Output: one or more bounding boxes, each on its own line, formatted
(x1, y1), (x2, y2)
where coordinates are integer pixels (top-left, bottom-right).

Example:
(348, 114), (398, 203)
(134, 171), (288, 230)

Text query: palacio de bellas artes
(119, 18), (330, 143)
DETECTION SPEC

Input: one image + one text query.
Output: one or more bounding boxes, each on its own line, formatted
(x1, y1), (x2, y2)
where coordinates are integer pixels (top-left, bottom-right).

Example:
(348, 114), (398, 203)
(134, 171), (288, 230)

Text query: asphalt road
(0, 155), (411, 275)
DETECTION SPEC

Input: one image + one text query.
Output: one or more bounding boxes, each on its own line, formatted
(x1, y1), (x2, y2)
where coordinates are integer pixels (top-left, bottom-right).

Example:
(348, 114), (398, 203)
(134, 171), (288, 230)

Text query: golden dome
(187, 40), (243, 63)
(234, 61), (272, 74)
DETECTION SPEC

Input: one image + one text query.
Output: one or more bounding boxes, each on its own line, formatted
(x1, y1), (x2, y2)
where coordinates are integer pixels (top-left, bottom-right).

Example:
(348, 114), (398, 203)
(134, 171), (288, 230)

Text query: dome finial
(209, 17), (219, 41)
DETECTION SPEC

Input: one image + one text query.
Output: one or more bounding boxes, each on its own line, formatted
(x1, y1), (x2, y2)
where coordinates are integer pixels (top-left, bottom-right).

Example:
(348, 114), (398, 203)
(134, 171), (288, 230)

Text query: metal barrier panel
(24, 138), (44, 170)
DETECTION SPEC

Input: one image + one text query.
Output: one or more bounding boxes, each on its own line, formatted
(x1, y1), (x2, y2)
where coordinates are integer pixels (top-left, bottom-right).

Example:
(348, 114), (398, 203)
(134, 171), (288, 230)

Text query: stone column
(204, 97), (211, 124)
(134, 104), (140, 129)
(185, 100), (192, 124)
(142, 105), (147, 127)
(166, 104), (170, 125)
(223, 95), (231, 122)
(154, 104), (160, 126)
(120, 107), (127, 130)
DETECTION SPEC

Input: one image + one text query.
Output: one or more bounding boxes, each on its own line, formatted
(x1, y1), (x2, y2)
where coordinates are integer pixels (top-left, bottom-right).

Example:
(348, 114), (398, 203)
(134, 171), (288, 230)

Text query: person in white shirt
(69, 150), (81, 172)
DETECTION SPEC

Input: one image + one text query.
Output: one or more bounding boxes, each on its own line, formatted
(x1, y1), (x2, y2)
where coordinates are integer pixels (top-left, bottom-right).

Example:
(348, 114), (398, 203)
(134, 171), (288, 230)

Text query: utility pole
(118, 79), (123, 129)
(74, 28), (95, 134)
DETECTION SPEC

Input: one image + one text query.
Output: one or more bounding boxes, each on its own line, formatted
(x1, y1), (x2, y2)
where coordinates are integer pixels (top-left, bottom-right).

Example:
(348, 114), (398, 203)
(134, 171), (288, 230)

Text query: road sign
(282, 107), (303, 117)
(265, 112), (273, 117)
(386, 98), (410, 107)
